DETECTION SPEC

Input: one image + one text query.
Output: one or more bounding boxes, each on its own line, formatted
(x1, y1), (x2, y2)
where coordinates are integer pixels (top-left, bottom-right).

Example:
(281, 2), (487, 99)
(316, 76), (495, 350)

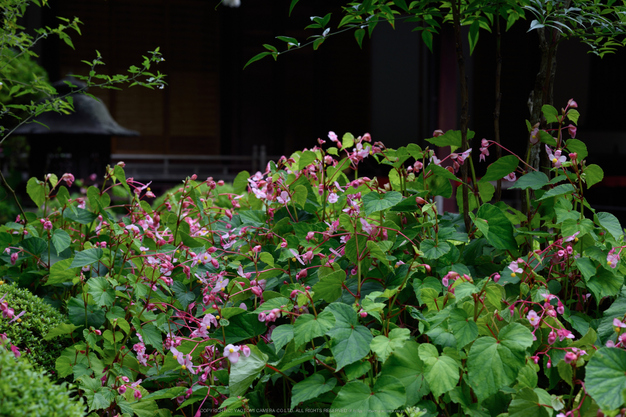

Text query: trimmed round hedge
(0, 282), (69, 375)
(0, 343), (85, 417)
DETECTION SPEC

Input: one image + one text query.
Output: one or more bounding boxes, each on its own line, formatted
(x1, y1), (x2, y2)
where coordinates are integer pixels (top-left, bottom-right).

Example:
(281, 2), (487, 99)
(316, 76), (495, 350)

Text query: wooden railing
(111, 145), (272, 182)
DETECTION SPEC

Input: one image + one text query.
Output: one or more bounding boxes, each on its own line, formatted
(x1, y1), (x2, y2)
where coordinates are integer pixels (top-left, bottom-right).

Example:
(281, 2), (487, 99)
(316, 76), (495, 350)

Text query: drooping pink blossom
(527, 310), (541, 327)
(223, 344), (240, 363)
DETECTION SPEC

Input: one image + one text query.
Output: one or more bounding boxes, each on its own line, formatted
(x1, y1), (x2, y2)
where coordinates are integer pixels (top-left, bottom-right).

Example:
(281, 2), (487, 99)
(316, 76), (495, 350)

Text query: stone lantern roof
(14, 78), (138, 137)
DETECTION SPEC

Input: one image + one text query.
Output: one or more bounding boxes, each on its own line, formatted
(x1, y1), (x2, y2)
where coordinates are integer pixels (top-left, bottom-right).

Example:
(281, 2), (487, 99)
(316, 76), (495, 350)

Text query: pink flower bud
(241, 345), (251, 357)
(548, 331), (557, 345)
(564, 352), (577, 364)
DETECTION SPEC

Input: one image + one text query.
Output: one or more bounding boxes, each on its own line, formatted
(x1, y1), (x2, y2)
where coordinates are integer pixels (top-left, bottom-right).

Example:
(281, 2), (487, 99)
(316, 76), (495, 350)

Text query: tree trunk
(451, 0), (471, 231)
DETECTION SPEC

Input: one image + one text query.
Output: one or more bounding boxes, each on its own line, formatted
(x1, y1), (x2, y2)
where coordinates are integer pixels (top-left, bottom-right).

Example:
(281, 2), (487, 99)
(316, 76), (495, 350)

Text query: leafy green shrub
(0, 342), (85, 417)
(0, 282), (69, 375)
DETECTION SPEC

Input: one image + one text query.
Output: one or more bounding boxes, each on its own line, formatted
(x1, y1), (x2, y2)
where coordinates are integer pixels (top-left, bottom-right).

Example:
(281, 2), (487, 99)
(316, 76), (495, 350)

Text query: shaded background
(16, 0), (626, 217)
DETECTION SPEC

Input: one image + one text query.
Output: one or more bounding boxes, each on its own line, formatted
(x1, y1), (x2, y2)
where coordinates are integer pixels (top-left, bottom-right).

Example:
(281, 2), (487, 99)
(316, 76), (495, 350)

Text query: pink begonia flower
(545, 146), (567, 168)
(224, 344), (241, 363)
(327, 192), (339, 204)
(237, 265), (252, 279)
(607, 250), (620, 269)
(564, 351), (578, 364)
(613, 318), (626, 332)
(567, 98), (578, 108)
(479, 139), (490, 162)
(277, 191), (290, 205)
(360, 218), (374, 235)
(503, 172), (517, 182)
(241, 345), (251, 358)
(527, 310), (541, 327)
(548, 331), (557, 345)
(529, 126), (540, 144)
(61, 173), (75, 187)
(212, 276), (229, 293)
(564, 231), (579, 242)
(170, 348), (196, 373)
(557, 328), (575, 342)
(289, 249), (305, 265)
(508, 259), (524, 275)
(10, 344), (20, 358)
(567, 124), (577, 138)
(454, 148), (472, 164)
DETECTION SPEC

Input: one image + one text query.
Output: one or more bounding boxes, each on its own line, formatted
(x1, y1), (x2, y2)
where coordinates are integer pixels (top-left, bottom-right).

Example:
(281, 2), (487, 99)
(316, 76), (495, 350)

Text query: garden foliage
(0, 339), (85, 417)
(0, 282), (70, 374)
(1, 102), (626, 416)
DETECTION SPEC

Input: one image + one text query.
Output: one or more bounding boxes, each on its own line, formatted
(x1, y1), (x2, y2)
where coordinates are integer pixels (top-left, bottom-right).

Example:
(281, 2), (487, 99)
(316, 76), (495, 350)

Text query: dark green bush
(0, 283), (70, 375)
(0, 342), (85, 417)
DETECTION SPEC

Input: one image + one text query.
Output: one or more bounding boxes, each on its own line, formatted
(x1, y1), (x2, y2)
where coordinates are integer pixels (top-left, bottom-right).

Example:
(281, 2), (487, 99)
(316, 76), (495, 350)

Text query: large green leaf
(479, 155), (519, 183)
(380, 340), (429, 406)
(449, 308), (479, 348)
(51, 228), (72, 254)
(584, 164), (604, 188)
(509, 171), (550, 191)
(508, 388), (552, 417)
(138, 322), (164, 354)
(420, 239), (451, 260)
(345, 234), (368, 264)
(232, 170), (250, 194)
(87, 276), (115, 307)
(330, 376), (406, 417)
(370, 328), (411, 363)
(418, 343), (460, 398)
(362, 191), (403, 215)
(587, 267), (623, 300)
(425, 130), (473, 152)
(291, 374), (337, 408)
(67, 296), (106, 328)
(473, 204), (517, 251)
(44, 322), (81, 341)
(229, 345), (268, 397)
(271, 324), (294, 351)
(597, 212), (623, 241)
(78, 377), (115, 412)
(585, 347), (626, 411)
(45, 258), (79, 285)
(293, 311), (336, 346)
(326, 303), (373, 370)
(537, 184), (575, 201)
(70, 248), (104, 269)
(566, 138), (588, 161)
(467, 323), (533, 402)
(299, 150), (318, 170)
(26, 177), (46, 208)
(63, 206), (99, 224)
(312, 269), (346, 303)
(224, 313), (268, 345)
(20, 237), (47, 256)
